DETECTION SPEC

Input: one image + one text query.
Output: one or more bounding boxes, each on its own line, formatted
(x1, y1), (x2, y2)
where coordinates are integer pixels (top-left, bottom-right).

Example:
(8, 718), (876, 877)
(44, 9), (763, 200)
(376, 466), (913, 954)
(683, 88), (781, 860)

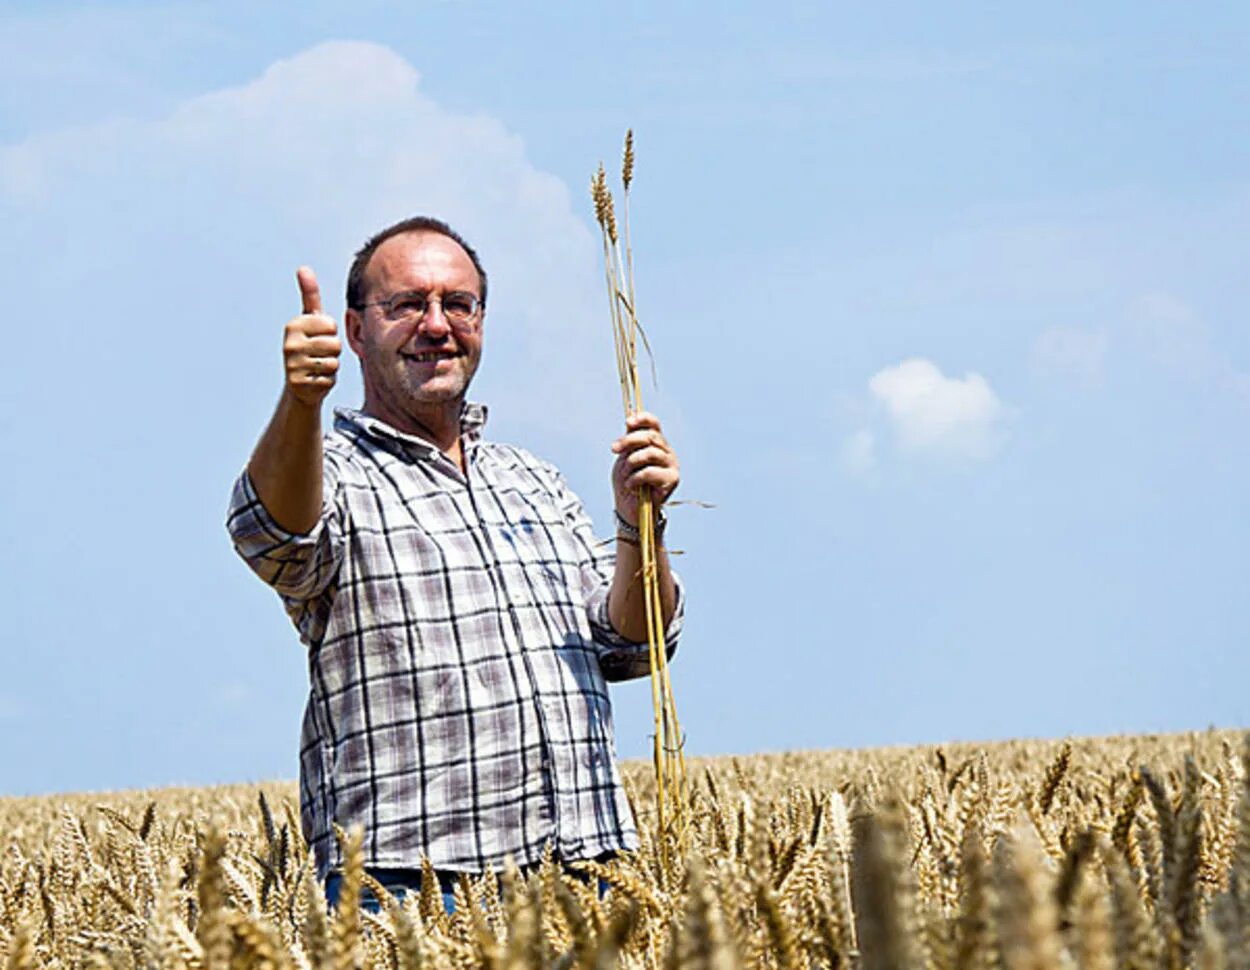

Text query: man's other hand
(285, 266), (342, 408)
(610, 411), (680, 526)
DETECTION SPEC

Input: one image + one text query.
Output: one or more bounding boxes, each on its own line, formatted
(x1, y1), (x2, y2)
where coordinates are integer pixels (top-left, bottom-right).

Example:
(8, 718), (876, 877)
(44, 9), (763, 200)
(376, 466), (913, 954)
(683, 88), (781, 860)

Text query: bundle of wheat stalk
(590, 129), (688, 856)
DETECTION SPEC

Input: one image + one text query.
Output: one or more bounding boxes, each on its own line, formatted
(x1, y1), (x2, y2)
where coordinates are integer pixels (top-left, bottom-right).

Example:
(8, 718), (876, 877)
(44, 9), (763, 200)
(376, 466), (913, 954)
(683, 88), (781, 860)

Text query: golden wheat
(2, 731), (1249, 969)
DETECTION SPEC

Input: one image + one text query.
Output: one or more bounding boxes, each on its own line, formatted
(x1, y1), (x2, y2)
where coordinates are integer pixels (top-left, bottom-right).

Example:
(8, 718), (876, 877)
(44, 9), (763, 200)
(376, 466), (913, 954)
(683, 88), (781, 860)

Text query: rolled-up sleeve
(586, 577), (684, 682)
(225, 461), (347, 602)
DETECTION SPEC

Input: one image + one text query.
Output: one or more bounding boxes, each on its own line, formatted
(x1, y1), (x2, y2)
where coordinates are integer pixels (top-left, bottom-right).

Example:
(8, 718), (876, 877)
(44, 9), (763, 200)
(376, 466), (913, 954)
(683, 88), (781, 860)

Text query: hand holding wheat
(611, 411), (680, 526)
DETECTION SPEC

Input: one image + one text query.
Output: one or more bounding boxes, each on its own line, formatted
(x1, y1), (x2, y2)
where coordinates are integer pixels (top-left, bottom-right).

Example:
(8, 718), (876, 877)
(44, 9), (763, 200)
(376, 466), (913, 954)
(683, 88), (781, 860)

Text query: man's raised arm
(246, 267), (342, 535)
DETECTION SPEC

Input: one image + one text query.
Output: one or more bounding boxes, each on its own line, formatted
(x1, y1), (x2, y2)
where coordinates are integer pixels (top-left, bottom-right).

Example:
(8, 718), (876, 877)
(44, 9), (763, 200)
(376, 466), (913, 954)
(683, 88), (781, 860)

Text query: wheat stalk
(590, 130), (689, 863)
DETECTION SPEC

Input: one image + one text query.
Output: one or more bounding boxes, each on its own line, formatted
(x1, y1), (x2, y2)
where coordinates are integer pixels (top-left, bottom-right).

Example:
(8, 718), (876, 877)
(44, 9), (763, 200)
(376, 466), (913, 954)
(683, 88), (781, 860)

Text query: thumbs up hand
(284, 266), (342, 408)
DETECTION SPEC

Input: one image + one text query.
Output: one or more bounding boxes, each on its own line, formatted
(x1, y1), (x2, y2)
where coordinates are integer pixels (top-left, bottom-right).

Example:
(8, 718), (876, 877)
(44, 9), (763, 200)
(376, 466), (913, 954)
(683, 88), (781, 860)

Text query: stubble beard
(365, 353), (477, 438)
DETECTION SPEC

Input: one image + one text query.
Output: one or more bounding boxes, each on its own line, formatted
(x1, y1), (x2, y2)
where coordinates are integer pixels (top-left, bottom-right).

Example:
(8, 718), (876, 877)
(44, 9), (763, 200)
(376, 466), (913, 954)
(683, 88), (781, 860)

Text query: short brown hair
(345, 216), (488, 310)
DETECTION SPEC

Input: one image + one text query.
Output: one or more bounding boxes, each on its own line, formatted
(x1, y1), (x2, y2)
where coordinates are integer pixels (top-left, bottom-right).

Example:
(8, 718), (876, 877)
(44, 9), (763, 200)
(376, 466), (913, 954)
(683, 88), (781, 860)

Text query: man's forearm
(607, 535), (677, 643)
(246, 389), (325, 536)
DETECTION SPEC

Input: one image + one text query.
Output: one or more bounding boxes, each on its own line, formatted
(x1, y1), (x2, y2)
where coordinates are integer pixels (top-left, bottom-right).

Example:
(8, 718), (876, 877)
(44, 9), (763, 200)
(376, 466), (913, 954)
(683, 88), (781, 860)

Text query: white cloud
(0, 41), (617, 449)
(1031, 326), (1109, 386)
(840, 429), (876, 476)
(867, 357), (1009, 461)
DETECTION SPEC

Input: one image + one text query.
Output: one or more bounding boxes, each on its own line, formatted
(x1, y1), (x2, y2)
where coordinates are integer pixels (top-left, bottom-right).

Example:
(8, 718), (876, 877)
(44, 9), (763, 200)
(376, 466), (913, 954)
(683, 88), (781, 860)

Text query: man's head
(345, 216), (487, 312)
(343, 217), (488, 437)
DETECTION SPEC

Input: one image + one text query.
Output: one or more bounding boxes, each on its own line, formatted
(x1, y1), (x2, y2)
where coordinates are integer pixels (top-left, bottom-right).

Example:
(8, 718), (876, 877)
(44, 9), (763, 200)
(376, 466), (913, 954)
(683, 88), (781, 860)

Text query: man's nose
(416, 302), (452, 339)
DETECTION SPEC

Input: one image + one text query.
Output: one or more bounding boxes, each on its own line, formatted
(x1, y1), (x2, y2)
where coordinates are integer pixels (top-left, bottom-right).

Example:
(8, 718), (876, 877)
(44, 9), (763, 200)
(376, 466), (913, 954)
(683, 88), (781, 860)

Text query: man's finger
(612, 429), (666, 453)
(624, 446), (670, 469)
(625, 467), (678, 496)
(302, 335), (342, 357)
(297, 266), (323, 315)
(625, 410), (660, 431)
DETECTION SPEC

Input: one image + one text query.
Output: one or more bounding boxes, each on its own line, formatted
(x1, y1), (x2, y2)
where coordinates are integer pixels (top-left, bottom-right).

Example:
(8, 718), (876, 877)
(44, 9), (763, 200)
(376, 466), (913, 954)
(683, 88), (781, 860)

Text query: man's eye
(391, 296), (426, 316)
(444, 295), (475, 318)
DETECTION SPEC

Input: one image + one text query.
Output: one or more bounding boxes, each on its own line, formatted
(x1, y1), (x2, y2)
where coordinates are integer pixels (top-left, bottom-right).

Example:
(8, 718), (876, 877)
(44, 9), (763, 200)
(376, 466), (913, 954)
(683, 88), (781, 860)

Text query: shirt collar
(334, 401), (488, 459)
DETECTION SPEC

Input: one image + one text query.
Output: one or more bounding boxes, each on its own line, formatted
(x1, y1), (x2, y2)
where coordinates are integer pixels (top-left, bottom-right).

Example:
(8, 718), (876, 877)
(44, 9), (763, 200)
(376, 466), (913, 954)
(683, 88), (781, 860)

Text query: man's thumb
(296, 266), (323, 315)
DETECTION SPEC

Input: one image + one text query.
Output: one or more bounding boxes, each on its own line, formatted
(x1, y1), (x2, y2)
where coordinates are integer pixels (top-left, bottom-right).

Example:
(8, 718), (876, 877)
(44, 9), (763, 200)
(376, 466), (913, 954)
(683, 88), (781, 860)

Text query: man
(226, 216), (683, 903)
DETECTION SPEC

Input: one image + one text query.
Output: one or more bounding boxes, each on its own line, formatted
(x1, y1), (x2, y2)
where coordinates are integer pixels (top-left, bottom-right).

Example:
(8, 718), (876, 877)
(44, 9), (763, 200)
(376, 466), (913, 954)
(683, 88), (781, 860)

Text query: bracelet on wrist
(615, 508), (667, 545)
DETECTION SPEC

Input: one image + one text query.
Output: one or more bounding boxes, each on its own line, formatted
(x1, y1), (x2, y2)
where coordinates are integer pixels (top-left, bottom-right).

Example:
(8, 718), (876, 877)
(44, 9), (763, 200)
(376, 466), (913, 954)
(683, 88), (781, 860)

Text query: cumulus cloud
(866, 357), (1009, 462)
(1031, 326), (1109, 386)
(0, 41), (616, 450)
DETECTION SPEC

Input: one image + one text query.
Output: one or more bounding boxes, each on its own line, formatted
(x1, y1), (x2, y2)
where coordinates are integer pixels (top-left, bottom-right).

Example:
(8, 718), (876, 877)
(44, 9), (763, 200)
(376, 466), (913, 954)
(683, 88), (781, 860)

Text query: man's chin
(404, 380), (469, 405)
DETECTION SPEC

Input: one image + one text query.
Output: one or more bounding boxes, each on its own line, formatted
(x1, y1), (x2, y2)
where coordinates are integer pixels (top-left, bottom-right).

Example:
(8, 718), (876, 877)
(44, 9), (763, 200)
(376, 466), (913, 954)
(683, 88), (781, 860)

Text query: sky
(2, 1), (1247, 796)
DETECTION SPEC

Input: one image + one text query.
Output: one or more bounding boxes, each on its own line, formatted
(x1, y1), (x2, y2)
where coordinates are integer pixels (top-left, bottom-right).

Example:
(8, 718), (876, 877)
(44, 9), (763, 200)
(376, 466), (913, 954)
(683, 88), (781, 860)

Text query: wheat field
(1, 730), (1246, 969)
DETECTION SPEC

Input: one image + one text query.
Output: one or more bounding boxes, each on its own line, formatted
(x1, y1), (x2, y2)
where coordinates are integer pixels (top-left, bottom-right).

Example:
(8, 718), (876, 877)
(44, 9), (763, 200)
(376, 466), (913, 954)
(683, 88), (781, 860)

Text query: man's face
(345, 231), (484, 429)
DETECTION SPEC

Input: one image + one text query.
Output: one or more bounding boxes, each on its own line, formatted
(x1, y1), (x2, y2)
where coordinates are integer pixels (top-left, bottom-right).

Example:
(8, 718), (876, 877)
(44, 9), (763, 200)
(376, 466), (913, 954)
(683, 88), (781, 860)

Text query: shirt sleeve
(224, 456), (347, 602)
(547, 463), (684, 683)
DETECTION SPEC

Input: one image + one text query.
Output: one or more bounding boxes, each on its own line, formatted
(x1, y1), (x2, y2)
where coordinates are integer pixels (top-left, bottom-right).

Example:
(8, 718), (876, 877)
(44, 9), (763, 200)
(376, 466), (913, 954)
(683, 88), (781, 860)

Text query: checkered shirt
(226, 403), (682, 878)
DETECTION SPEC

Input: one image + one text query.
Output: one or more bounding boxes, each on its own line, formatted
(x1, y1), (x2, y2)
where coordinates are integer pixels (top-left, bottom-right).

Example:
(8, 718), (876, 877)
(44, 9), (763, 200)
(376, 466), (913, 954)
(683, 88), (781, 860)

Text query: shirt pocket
(500, 518), (576, 606)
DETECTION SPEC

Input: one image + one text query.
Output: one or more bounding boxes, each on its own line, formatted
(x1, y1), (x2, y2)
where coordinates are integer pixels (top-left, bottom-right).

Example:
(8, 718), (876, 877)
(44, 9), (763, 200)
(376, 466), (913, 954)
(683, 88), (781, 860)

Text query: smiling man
(225, 216), (683, 909)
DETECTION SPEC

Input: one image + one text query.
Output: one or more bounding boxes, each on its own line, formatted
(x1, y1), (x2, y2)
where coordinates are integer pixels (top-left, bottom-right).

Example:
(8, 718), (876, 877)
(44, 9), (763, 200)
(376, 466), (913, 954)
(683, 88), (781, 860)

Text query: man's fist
(284, 266), (342, 407)
(610, 411), (680, 526)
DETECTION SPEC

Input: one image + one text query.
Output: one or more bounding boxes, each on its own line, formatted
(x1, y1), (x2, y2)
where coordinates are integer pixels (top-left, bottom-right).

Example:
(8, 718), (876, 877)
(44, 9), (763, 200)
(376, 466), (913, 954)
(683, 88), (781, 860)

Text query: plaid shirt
(226, 404), (682, 877)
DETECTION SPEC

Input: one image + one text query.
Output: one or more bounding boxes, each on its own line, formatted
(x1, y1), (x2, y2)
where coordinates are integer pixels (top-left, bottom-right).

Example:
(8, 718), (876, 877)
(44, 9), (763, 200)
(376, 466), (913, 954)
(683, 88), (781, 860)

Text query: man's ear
(344, 308), (365, 356)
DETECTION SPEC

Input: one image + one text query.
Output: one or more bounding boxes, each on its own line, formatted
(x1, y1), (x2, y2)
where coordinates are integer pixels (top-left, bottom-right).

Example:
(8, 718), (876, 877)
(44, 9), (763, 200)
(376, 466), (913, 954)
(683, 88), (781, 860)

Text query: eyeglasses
(355, 290), (482, 326)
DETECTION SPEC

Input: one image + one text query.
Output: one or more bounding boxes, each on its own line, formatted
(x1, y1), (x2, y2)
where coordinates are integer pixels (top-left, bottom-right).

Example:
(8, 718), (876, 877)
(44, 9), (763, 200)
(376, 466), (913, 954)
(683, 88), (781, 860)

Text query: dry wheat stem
(590, 132), (688, 862)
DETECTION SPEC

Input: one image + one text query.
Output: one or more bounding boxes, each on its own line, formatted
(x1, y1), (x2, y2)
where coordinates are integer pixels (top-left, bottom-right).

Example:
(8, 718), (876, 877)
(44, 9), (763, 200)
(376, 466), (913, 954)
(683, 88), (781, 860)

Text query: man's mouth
(404, 350), (459, 363)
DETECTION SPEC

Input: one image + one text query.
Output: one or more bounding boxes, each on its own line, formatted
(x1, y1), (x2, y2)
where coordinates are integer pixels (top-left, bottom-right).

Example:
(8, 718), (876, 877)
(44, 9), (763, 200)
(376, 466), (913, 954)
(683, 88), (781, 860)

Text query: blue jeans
(324, 856), (614, 915)
(325, 866), (459, 914)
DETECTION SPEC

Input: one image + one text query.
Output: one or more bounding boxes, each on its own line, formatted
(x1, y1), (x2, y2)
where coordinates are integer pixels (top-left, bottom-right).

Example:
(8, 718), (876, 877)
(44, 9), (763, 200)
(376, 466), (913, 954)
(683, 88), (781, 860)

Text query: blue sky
(2, 2), (1247, 796)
